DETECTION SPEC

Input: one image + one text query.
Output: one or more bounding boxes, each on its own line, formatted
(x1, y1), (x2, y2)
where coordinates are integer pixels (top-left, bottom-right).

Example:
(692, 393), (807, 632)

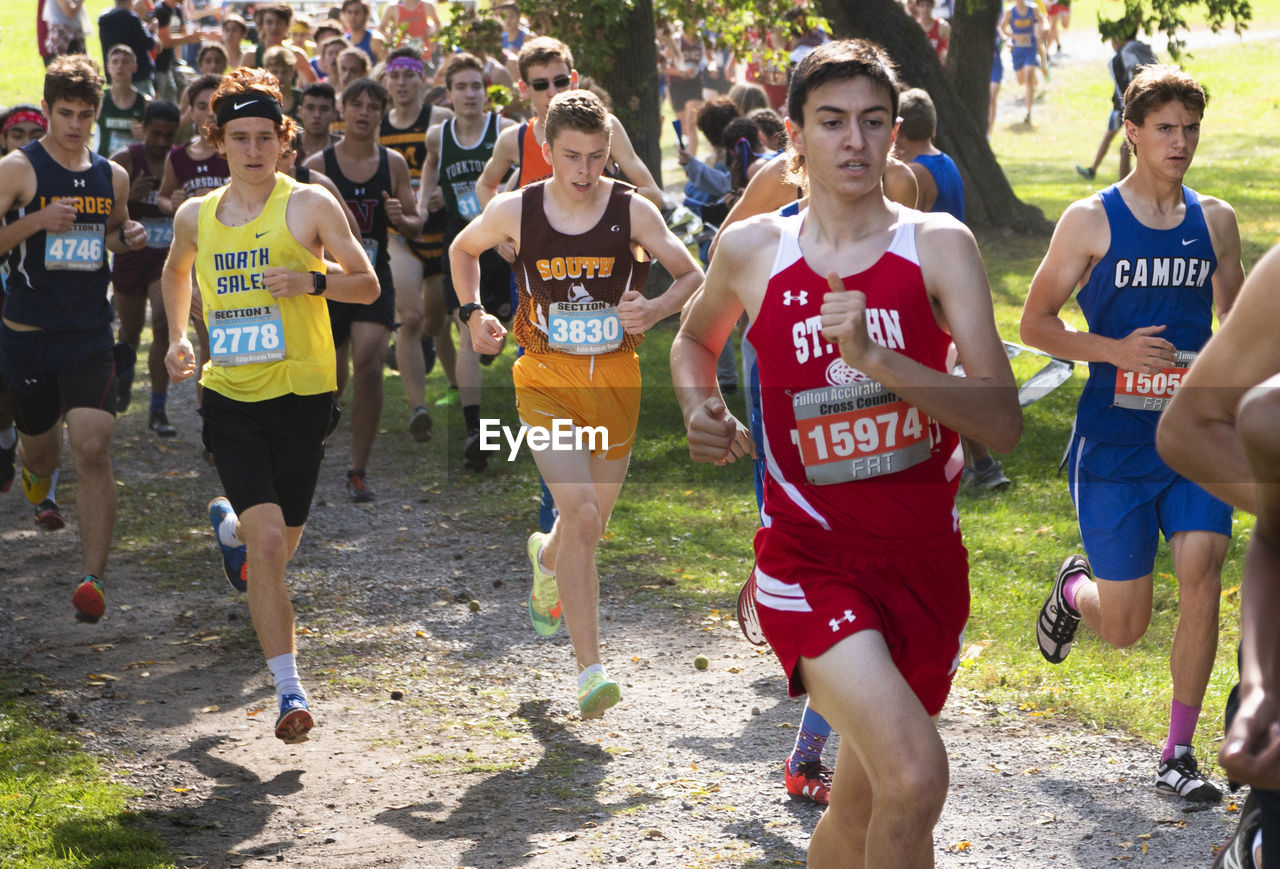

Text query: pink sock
(1062, 571), (1089, 614)
(1162, 700), (1200, 762)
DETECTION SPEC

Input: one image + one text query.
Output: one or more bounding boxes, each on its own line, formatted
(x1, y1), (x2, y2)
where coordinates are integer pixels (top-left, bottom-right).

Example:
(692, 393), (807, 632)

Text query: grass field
(3, 4), (1280, 866)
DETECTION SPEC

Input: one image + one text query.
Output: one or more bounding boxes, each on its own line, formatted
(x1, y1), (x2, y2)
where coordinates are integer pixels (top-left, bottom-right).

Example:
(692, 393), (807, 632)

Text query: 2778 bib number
(1113, 350), (1197, 411)
(792, 383), (933, 485)
(209, 305), (286, 366)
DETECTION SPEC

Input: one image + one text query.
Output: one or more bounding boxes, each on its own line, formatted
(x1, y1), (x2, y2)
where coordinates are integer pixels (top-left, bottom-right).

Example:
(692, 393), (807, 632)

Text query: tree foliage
(1096, 0), (1251, 57)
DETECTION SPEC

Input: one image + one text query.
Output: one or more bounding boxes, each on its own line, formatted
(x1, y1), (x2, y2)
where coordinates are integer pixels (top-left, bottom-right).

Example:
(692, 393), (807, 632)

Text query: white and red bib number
(1113, 350), (1197, 412)
(792, 382), (932, 484)
(209, 305), (286, 366)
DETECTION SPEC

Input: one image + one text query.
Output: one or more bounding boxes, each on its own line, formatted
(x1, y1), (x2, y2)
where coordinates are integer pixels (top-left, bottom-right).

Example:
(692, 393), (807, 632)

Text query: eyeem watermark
(479, 418), (609, 461)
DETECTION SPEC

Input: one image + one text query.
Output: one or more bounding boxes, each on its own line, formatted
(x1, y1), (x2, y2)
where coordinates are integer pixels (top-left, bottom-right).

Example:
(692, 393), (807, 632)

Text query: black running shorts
(0, 323), (116, 435)
(200, 389), (334, 527)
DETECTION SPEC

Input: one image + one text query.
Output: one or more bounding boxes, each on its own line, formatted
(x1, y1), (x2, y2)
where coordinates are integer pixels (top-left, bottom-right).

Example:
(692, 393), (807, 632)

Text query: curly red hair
(205, 68), (299, 148)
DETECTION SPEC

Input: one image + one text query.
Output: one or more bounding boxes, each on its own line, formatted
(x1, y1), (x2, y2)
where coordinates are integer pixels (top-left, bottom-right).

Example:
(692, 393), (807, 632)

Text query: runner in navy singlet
(0, 55), (147, 624)
(673, 41), (1020, 865)
(1022, 65), (1244, 804)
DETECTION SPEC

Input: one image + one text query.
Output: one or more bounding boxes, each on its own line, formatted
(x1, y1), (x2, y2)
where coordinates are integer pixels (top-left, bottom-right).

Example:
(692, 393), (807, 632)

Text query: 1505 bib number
(1113, 350), (1197, 411)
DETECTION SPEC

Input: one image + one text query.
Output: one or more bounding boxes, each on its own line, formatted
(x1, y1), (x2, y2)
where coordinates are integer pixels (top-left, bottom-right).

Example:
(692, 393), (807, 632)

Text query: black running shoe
(346, 469), (376, 503)
(1212, 788), (1262, 868)
(409, 406), (433, 442)
(1157, 746), (1222, 803)
(1036, 554), (1087, 663)
(35, 499), (66, 532)
(463, 432), (488, 471)
(149, 411), (177, 437)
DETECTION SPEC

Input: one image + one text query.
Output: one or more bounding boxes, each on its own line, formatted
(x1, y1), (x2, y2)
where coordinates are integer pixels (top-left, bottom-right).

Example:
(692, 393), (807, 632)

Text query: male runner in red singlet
(672, 40), (1021, 866)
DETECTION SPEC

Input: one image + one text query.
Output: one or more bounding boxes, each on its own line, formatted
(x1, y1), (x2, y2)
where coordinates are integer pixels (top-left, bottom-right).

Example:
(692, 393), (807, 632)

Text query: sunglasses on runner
(528, 75), (571, 92)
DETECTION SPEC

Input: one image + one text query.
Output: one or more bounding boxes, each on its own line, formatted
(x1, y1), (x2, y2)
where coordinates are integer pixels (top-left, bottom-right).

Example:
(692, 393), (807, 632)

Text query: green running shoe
(527, 532), (562, 636)
(578, 668), (621, 720)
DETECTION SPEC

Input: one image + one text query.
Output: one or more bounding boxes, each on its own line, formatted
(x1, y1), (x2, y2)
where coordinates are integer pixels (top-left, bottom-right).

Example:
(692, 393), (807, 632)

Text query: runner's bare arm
(157, 153), (183, 215)
(1203, 196), (1244, 319)
(618, 194), (704, 334)
(1220, 373), (1280, 789)
(1021, 197), (1175, 372)
(161, 200), (201, 381)
(105, 162), (147, 253)
(607, 114), (663, 209)
(906, 161), (937, 212)
(450, 193), (519, 354)
(384, 150), (423, 239)
(416, 123), (444, 217)
(1157, 243), (1280, 513)
(672, 219), (774, 464)
(825, 216), (1022, 452)
(476, 125), (520, 208)
(0, 152), (69, 257)
(884, 156), (919, 209)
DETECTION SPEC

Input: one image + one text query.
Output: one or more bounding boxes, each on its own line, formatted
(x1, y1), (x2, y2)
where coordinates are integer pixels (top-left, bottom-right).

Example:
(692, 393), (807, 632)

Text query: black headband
(216, 94), (284, 127)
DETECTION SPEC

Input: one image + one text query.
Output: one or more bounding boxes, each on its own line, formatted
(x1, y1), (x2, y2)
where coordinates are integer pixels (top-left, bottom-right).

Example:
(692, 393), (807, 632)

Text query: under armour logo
(72, 178), (85, 188)
(355, 188), (365, 197)
(829, 609), (856, 632)
(196, 165), (209, 173)
(782, 290), (808, 306)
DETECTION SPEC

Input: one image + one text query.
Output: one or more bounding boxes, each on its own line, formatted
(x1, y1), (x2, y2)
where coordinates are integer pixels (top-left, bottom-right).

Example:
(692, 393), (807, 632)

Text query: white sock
(537, 541), (554, 577)
(577, 663), (604, 689)
(1253, 828), (1263, 869)
(0, 426), (15, 450)
(47, 468), (59, 501)
(217, 513), (244, 548)
(267, 653), (304, 700)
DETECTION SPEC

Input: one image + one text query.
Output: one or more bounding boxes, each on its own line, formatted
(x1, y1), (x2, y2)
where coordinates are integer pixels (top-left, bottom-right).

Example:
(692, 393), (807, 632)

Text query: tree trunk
(816, 0), (1050, 232)
(947, 0), (1002, 130)
(599, 0), (664, 189)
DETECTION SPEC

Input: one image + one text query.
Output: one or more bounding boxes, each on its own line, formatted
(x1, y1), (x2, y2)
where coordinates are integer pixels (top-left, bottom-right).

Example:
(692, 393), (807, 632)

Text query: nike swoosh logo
(1181, 238), (1197, 246)
(256, 231), (270, 238)
(233, 100), (256, 111)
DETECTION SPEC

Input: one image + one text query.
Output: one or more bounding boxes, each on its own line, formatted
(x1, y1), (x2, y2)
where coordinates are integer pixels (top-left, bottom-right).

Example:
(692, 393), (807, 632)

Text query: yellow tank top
(195, 173), (336, 401)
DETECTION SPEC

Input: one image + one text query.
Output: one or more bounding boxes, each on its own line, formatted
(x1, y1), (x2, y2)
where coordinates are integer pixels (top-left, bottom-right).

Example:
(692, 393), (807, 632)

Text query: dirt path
(0, 387), (1242, 868)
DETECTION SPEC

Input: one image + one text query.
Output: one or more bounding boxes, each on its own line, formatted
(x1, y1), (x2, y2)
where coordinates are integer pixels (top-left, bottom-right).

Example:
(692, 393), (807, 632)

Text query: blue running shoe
(208, 497), (248, 592)
(275, 694), (313, 743)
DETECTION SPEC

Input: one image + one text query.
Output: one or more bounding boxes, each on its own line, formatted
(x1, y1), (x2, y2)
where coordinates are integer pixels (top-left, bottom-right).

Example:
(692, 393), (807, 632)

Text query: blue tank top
(914, 152), (965, 222)
(2, 141), (116, 330)
(1075, 185), (1217, 444)
(1010, 4), (1037, 49)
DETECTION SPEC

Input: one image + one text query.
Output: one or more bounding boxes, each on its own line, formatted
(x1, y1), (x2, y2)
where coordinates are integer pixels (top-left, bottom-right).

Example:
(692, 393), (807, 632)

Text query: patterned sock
(1062, 571), (1090, 615)
(267, 653), (304, 701)
(788, 701), (832, 773)
(150, 391), (167, 415)
(1162, 700), (1200, 762)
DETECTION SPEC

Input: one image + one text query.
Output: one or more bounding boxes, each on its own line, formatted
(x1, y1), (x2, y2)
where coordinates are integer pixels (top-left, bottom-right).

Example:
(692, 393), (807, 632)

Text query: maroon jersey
(169, 143), (229, 198)
(745, 208), (962, 543)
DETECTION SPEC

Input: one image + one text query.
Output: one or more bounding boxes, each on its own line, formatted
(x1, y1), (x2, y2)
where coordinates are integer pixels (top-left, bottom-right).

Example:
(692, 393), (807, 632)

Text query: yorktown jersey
(2, 141), (115, 330)
(439, 113), (500, 223)
(512, 180), (650, 357)
(1074, 185), (1217, 444)
(195, 173), (336, 401)
(745, 208), (962, 542)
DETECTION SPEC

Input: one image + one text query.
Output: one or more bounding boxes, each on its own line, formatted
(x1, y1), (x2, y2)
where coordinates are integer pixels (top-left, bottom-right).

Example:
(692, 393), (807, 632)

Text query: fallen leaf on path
(200, 705), (220, 713)
(948, 841), (971, 852)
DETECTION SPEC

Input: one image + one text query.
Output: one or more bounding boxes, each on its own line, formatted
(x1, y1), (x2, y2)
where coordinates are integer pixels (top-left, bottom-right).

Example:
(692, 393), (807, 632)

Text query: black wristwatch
(459, 302), (484, 323)
(310, 271), (326, 295)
